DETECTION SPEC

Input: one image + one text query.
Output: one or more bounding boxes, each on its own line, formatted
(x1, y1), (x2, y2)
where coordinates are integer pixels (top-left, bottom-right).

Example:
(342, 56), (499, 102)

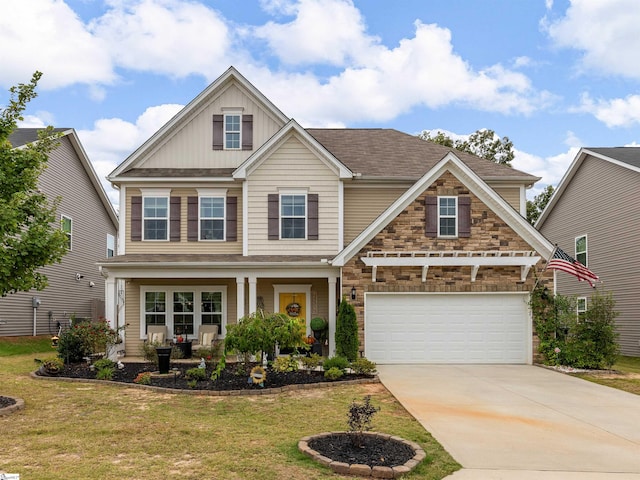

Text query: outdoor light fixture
(350, 286), (356, 300)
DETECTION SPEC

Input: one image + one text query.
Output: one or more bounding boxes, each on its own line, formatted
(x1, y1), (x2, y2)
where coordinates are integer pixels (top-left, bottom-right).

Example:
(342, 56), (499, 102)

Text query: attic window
(212, 113), (253, 151)
(224, 114), (241, 149)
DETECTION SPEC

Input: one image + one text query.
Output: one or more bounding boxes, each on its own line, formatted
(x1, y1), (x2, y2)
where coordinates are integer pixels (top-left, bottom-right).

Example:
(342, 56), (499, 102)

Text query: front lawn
(573, 356), (640, 396)
(0, 352), (460, 480)
(0, 335), (53, 356)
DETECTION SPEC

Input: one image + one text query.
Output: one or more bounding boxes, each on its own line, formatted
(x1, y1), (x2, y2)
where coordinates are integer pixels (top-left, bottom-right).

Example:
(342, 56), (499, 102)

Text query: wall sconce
(350, 286), (356, 300)
(75, 273), (84, 281)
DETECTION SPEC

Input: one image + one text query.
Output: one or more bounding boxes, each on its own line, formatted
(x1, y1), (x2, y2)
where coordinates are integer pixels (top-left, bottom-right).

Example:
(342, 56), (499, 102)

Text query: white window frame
(142, 291), (167, 334)
(61, 215), (72, 251)
(140, 286), (228, 339)
(106, 233), (115, 258)
(575, 235), (587, 267)
(577, 297), (587, 316)
(224, 112), (242, 150)
(438, 196), (458, 237)
(198, 188), (227, 241)
(142, 195), (169, 241)
(279, 190), (308, 240)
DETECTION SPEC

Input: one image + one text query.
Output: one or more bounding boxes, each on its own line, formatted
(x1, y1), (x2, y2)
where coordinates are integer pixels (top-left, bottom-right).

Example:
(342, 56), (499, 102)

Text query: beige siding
(138, 84), (284, 170)
(247, 135), (340, 256)
(124, 186), (243, 254)
(344, 186), (407, 245)
(539, 156), (640, 356)
(0, 136), (117, 336)
(493, 186), (521, 212)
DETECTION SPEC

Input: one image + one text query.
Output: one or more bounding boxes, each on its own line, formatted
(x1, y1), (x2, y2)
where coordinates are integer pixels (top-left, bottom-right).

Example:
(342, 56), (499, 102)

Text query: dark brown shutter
(425, 196), (437, 238)
(212, 115), (223, 150)
(458, 197), (471, 238)
(187, 196), (198, 241)
(241, 114), (253, 151)
(226, 196), (237, 241)
(307, 194), (318, 240)
(268, 194), (279, 240)
(170, 197), (181, 242)
(131, 196), (142, 241)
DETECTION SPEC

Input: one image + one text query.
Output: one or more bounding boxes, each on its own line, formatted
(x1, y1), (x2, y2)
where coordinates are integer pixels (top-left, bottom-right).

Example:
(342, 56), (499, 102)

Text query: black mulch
(0, 395), (17, 409)
(41, 361), (373, 391)
(308, 433), (415, 467)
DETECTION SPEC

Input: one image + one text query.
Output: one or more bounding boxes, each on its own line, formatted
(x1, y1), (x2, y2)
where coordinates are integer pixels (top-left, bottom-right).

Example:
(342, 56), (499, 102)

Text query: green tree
(0, 72), (68, 296)
(526, 184), (554, 225)
(335, 297), (359, 361)
(419, 128), (514, 165)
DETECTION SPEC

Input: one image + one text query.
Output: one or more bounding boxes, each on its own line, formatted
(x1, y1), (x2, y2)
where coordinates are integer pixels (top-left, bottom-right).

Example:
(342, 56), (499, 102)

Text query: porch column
(248, 275), (257, 314)
(105, 276), (117, 330)
(236, 277), (245, 320)
(328, 276), (337, 356)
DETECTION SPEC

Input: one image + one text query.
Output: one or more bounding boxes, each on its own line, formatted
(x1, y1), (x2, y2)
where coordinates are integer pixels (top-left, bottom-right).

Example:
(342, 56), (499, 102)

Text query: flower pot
(155, 346), (172, 374)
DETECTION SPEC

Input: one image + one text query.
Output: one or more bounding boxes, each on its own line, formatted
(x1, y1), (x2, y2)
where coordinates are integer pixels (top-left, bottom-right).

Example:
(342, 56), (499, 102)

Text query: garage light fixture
(350, 286), (356, 301)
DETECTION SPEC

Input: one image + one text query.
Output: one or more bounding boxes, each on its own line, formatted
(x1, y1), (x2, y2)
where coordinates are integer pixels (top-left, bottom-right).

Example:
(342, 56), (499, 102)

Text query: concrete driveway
(376, 365), (640, 480)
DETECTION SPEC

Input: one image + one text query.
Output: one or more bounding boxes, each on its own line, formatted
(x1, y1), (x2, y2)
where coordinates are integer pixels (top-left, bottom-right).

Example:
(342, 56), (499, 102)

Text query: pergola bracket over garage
(361, 250), (540, 283)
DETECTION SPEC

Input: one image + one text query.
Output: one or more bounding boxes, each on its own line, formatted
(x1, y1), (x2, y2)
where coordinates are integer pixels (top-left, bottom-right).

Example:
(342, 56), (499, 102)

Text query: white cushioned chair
(146, 325), (168, 345)
(197, 325), (219, 349)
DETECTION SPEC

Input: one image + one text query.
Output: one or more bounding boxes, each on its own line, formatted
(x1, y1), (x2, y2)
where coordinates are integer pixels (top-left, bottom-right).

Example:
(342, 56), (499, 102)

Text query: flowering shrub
(57, 318), (119, 363)
(133, 372), (152, 385)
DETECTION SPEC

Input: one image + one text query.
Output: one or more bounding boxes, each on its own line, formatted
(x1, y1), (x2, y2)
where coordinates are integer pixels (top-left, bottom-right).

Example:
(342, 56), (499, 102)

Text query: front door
(279, 292), (307, 331)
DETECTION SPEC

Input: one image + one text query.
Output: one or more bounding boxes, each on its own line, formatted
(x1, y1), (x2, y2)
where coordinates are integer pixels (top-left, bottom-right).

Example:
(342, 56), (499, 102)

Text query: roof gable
(536, 147), (640, 228)
(109, 66), (289, 179)
(332, 151), (553, 266)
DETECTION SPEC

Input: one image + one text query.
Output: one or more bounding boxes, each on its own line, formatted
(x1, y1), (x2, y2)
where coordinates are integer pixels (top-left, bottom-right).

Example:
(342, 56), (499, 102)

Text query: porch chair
(146, 325), (168, 345)
(197, 325), (219, 350)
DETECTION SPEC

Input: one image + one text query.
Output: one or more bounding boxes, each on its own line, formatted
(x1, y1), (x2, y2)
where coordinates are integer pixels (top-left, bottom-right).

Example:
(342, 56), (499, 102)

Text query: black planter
(173, 341), (192, 359)
(156, 346), (172, 374)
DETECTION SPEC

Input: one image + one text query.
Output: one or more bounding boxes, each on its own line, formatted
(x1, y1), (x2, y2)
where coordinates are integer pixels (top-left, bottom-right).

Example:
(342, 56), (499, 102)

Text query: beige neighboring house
(537, 147), (640, 357)
(1, 129), (118, 336)
(100, 67), (554, 364)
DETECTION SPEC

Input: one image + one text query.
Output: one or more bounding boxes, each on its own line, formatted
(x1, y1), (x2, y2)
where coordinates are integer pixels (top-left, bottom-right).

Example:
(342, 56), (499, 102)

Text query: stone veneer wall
(341, 172), (554, 356)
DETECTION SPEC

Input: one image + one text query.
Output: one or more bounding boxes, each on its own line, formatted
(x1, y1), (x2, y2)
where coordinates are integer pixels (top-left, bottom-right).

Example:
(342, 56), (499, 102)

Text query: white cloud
(545, 0), (640, 79)
(0, 0), (115, 90)
(577, 93), (640, 128)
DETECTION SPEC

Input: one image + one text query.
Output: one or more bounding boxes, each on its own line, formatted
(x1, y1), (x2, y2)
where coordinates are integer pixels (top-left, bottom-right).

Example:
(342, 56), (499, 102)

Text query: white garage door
(365, 293), (530, 364)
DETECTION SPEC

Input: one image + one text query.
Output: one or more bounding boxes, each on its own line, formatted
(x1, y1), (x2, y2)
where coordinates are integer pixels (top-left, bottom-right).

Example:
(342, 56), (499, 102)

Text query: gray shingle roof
(119, 168), (236, 177)
(587, 147), (640, 169)
(8, 128), (69, 148)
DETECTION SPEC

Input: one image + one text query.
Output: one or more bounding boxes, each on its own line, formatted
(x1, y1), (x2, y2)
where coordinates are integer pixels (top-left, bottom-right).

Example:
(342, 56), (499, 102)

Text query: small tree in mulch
(347, 395), (380, 448)
(335, 297), (359, 361)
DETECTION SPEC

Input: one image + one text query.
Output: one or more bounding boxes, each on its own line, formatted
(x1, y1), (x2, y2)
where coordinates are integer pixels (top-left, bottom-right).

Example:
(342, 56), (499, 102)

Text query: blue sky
(3, 0), (640, 208)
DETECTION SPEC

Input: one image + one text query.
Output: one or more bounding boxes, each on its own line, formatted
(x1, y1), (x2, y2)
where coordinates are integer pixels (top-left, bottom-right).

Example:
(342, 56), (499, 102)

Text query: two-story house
(100, 67), (554, 364)
(1, 128), (118, 336)
(537, 147), (640, 357)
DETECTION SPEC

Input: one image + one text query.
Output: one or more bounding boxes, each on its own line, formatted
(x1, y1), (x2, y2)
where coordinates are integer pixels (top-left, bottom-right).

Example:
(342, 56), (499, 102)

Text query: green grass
(0, 353), (460, 480)
(575, 356), (640, 396)
(0, 335), (55, 356)
(612, 355), (640, 374)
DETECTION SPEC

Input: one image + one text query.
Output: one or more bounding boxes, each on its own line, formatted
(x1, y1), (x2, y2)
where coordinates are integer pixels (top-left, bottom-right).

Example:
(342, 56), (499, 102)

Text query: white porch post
(328, 277), (337, 356)
(248, 275), (257, 314)
(105, 276), (117, 330)
(236, 277), (245, 320)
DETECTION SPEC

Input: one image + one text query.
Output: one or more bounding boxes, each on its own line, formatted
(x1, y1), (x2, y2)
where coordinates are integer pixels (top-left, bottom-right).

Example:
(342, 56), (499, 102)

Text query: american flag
(547, 246), (599, 287)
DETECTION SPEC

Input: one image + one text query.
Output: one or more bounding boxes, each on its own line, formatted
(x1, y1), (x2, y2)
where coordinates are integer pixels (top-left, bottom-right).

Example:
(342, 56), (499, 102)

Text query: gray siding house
(537, 147), (640, 357)
(0, 129), (118, 336)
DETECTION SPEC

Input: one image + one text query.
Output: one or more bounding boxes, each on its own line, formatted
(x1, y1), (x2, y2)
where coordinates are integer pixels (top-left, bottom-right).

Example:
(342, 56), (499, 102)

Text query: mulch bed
(0, 396), (17, 409)
(40, 361), (374, 391)
(308, 433), (415, 468)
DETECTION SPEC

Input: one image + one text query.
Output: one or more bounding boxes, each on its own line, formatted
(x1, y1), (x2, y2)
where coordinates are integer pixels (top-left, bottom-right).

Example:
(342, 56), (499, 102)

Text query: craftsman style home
(0, 129), (118, 336)
(101, 67), (554, 364)
(537, 147), (640, 357)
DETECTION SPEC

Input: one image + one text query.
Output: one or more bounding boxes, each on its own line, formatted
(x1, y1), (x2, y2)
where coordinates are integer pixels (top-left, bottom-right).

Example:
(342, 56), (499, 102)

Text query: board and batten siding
(246, 135), (340, 256)
(0, 136), (117, 336)
(343, 186), (407, 245)
(137, 84), (284, 170)
(124, 186), (243, 255)
(538, 155), (640, 356)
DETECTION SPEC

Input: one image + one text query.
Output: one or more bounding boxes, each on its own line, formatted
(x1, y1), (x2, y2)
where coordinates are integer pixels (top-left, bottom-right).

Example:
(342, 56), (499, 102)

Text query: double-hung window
(577, 297), (587, 319)
(201, 291), (223, 332)
(575, 235), (587, 266)
(438, 197), (457, 237)
(143, 196), (168, 240)
(281, 194), (306, 239)
(144, 292), (166, 330)
(106, 234), (115, 257)
(61, 215), (72, 250)
(224, 113), (241, 149)
(200, 197), (225, 240)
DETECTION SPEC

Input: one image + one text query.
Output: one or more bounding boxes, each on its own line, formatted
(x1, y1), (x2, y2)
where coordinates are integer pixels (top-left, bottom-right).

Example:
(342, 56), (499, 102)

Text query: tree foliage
(335, 297), (359, 361)
(526, 184), (554, 225)
(419, 128), (514, 166)
(0, 72), (68, 296)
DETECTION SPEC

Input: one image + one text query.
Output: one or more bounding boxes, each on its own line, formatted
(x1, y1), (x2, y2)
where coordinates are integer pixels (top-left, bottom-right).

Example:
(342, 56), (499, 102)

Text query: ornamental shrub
(272, 355), (299, 372)
(335, 297), (359, 361)
(322, 355), (349, 372)
(347, 395), (380, 447)
(185, 367), (208, 381)
(350, 357), (377, 375)
(324, 367), (344, 380)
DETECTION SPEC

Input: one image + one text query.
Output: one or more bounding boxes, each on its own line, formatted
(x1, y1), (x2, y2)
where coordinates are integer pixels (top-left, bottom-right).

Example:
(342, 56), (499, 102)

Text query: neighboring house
(537, 147), (640, 357)
(0, 129), (118, 337)
(100, 67), (554, 364)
